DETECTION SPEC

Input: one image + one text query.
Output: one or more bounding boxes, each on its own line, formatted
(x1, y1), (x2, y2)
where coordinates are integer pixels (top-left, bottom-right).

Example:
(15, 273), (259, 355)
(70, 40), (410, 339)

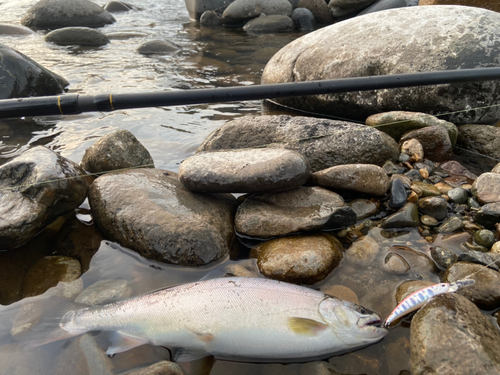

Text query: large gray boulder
(457, 124), (500, 160)
(197, 115), (399, 172)
(262, 6), (500, 124)
(0, 146), (89, 250)
(88, 169), (237, 266)
(0, 43), (68, 99)
(21, 0), (116, 30)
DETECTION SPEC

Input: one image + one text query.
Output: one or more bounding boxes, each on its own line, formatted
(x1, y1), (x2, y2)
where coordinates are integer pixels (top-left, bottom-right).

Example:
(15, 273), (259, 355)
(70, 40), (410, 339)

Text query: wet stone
(457, 250), (500, 272)
(417, 196), (448, 221)
(447, 187), (468, 204)
(453, 204), (469, 215)
(45, 27), (110, 46)
(0, 23), (35, 35)
(178, 148), (311, 193)
(492, 241), (500, 254)
(200, 11), (221, 26)
(348, 198), (379, 220)
(75, 279), (130, 305)
(137, 40), (180, 55)
(22, 256), (81, 298)
(388, 178), (407, 209)
(430, 245), (458, 269)
(234, 186), (356, 238)
(320, 284), (359, 304)
(437, 216), (463, 233)
(250, 234), (343, 285)
(400, 125), (454, 162)
(462, 241), (489, 253)
(473, 229), (496, 249)
(344, 236), (380, 267)
(291, 7), (316, 31)
(243, 15), (295, 34)
(474, 202), (500, 228)
(384, 252), (410, 274)
(405, 169), (423, 181)
(81, 129), (154, 173)
(468, 196), (481, 209)
(439, 160), (477, 180)
(420, 215), (438, 226)
(412, 181), (441, 197)
(401, 139), (424, 162)
(103, 1), (136, 12)
(222, 0), (292, 24)
(381, 202), (420, 229)
(443, 262), (500, 310)
(382, 160), (403, 175)
(411, 293), (500, 375)
(472, 173), (500, 204)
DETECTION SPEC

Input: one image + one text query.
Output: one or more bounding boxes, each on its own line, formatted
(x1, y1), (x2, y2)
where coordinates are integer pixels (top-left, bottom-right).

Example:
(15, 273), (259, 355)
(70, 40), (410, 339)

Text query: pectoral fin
(106, 331), (149, 357)
(288, 317), (328, 336)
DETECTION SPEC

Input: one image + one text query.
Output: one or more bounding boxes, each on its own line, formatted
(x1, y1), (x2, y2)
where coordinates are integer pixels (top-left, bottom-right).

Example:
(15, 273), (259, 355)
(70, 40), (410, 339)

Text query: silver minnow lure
(58, 277), (387, 361)
(384, 279), (475, 327)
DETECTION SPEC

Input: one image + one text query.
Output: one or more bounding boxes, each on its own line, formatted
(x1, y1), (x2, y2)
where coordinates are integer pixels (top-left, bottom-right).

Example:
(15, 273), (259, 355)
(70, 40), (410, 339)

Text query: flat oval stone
(137, 40), (180, 55)
(384, 252), (410, 274)
(45, 27), (110, 46)
(472, 172), (500, 204)
(178, 148), (311, 193)
(412, 181), (441, 197)
(235, 186), (356, 238)
(312, 164), (390, 196)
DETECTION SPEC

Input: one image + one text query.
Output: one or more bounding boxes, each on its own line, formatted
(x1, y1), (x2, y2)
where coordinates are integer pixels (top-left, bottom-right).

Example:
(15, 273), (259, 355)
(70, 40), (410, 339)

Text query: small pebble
(448, 187), (468, 204)
(407, 191), (419, 202)
(491, 241), (500, 254)
(428, 175), (442, 184)
(454, 204), (469, 214)
(468, 197), (481, 209)
(405, 169), (423, 181)
(438, 216), (463, 233)
(420, 215), (439, 226)
(473, 229), (496, 249)
(419, 169), (429, 179)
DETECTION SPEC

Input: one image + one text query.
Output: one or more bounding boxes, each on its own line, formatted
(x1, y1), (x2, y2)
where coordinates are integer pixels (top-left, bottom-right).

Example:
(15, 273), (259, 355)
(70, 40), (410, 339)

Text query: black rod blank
(1, 67), (500, 119)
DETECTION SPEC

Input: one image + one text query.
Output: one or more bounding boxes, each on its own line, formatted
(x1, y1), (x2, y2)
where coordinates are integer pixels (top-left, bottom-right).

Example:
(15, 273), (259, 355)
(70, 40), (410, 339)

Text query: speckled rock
(401, 139), (424, 162)
(312, 164), (390, 196)
(137, 40), (180, 55)
(222, 0), (292, 24)
(474, 229), (496, 249)
(75, 279), (130, 305)
(457, 125), (500, 161)
(472, 173), (500, 204)
(344, 236), (380, 267)
(0, 146), (89, 250)
(22, 256), (81, 297)
(178, 148), (310, 193)
(243, 15), (294, 33)
(45, 27), (110, 46)
(431, 246), (458, 269)
(382, 202), (420, 228)
(474, 202), (500, 228)
(261, 6), (500, 124)
(443, 262), (500, 309)
(250, 234), (343, 285)
(400, 126), (453, 162)
(21, 0), (116, 30)
(81, 129), (154, 173)
(234, 186), (356, 238)
(198, 115), (399, 173)
(417, 196), (448, 221)
(88, 169), (237, 266)
(411, 293), (500, 375)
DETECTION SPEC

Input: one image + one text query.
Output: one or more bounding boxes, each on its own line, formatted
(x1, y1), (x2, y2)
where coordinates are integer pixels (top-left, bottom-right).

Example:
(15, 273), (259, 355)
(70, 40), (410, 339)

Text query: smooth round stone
(291, 7), (316, 31)
(103, 1), (135, 12)
(348, 198), (379, 220)
(412, 181), (441, 197)
(448, 187), (468, 204)
(0, 23), (35, 35)
(321, 285), (359, 304)
(382, 202), (420, 228)
(471, 173), (500, 204)
(243, 15), (294, 33)
(312, 164), (390, 196)
(222, 0), (292, 24)
(417, 196), (448, 221)
(400, 125), (454, 162)
(178, 148), (311, 193)
(388, 178), (407, 209)
(431, 245), (458, 269)
(137, 40), (180, 55)
(437, 216), (463, 233)
(250, 234), (343, 285)
(298, 0), (333, 24)
(420, 215), (439, 226)
(344, 236), (380, 267)
(22, 256), (81, 298)
(492, 241), (500, 254)
(45, 27), (110, 46)
(384, 252), (410, 274)
(200, 11), (221, 25)
(75, 279), (129, 305)
(473, 229), (496, 249)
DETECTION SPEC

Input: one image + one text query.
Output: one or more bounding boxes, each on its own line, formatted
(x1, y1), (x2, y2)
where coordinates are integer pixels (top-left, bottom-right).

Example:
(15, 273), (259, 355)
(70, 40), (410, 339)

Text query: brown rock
(400, 125), (454, 162)
(401, 139), (424, 162)
(321, 284), (359, 304)
(297, 0), (332, 24)
(472, 172), (500, 204)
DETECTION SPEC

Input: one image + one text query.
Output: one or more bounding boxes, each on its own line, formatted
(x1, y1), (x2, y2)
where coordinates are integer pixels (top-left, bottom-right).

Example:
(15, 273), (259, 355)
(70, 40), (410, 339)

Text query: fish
(384, 279), (475, 327)
(14, 277), (388, 362)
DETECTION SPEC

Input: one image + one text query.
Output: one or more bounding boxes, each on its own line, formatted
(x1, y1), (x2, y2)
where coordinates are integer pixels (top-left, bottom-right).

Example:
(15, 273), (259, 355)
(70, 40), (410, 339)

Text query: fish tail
(3, 294), (84, 347)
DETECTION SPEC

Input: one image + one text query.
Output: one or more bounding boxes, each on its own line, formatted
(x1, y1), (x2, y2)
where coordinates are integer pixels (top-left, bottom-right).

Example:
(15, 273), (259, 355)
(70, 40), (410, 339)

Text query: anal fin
(106, 331), (149, 357)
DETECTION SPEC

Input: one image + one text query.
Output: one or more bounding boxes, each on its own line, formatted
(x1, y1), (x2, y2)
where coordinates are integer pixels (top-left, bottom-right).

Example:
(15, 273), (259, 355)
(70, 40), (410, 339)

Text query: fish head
(319, 297), (388, 347)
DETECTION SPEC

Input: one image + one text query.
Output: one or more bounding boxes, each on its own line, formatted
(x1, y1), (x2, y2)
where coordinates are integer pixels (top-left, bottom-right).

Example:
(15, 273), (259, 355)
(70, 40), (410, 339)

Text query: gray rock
(75, 279), (130, 305)
(400, 125), (454, 162)
(329, 0), (376, 18)
(388, 178), (407, 209)
(431, 245), (458, 269)
(382, 202), (419, 228)
(125, 361), (183, 375)
(474, 229), (496, 249)
(0, 146), (89, 250)
(411, 293), (500, 375)
(457, 124), (500, 161)
(348, 198), (379, 220)
(312, 164), (390, 196)
(358, 0), (418, 16)
(103, 1), (136, 12)
(250, 234), (343, 285)
(184, 0), (234, 21)
(448, 187), (468, 204)
(296, 0), (332, 24)
(0, 43), (68, 99)
(472, 172), (500, 204)
(21, 0), (116, 30)
(437, 216), (463, 233)
(81, 129), (154, 173)
(443, 262), (500, 310)
(22, 256), (81, 298)
(243, 15), (294, 33)
(88, 169), (237, 266)
(222, 0), (292, 24)
(417, 196), (448, 221)
(344, 236), (380, 267)
(458, 250), (500, 271)
(384, 252), (410, 274)
(234, 186), (356, 238)
(197, 115), (399, 172)
(137, 40), (180, 55)
(474, 202), (500, 228)
(178, 148), (310, 193)
(261, 6), (500, 124)
(200, 11), (221, 25)
(291, 8), (316, 31)
(45, 27), (110, 46)
(0, 23), (35, 35)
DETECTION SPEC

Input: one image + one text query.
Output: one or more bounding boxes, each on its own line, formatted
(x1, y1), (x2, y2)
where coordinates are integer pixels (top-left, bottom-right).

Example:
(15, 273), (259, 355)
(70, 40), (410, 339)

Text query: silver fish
(41, 277), (388, 361)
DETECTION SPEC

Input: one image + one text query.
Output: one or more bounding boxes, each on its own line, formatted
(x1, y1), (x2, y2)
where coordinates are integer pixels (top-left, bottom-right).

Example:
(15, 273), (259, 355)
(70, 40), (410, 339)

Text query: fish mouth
(362, 316), (383, 328)
(359, 316), (388, 336)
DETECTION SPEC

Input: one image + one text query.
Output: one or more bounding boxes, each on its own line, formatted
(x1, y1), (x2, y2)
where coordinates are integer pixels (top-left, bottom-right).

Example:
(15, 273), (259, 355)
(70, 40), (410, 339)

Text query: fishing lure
(384, 279), (475, 327)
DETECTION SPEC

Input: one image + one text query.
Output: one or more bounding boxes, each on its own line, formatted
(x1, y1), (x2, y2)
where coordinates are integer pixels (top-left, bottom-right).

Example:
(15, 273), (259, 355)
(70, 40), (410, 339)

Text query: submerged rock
(178, 148), (310, 193)
(291, 8), (316, 31)
(0, 146), (89, 250)
(234, 186), (356, 238)
(21, 0), (116, 30)
(411, 293), (500, 375)
(80, 129), (154, 173)
(243, 15), (294, 33)
(198, 115), (399, 172)
(250, 234), (343, 285)
(137, 40), (180, 55)
(75, 279), (130, 305)
(0, 24), (35, 35)
(344, 236), (380, 267)
(381, 202), (419, 228)
(88, 169), (237, 266)
(0, 43), (68, 99)
(45, 27), (110, 46)
(103, 1), (136, 12)
(261, 6), (500, 124)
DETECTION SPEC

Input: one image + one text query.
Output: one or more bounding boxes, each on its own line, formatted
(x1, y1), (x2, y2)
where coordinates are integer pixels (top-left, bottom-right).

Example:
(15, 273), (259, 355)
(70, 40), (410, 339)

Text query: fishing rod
(2, 67), (500, 119)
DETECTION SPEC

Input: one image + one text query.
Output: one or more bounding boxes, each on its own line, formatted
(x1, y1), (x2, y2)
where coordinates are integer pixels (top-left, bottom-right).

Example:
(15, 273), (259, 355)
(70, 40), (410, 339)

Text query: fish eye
(356, 305), (367, 314)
